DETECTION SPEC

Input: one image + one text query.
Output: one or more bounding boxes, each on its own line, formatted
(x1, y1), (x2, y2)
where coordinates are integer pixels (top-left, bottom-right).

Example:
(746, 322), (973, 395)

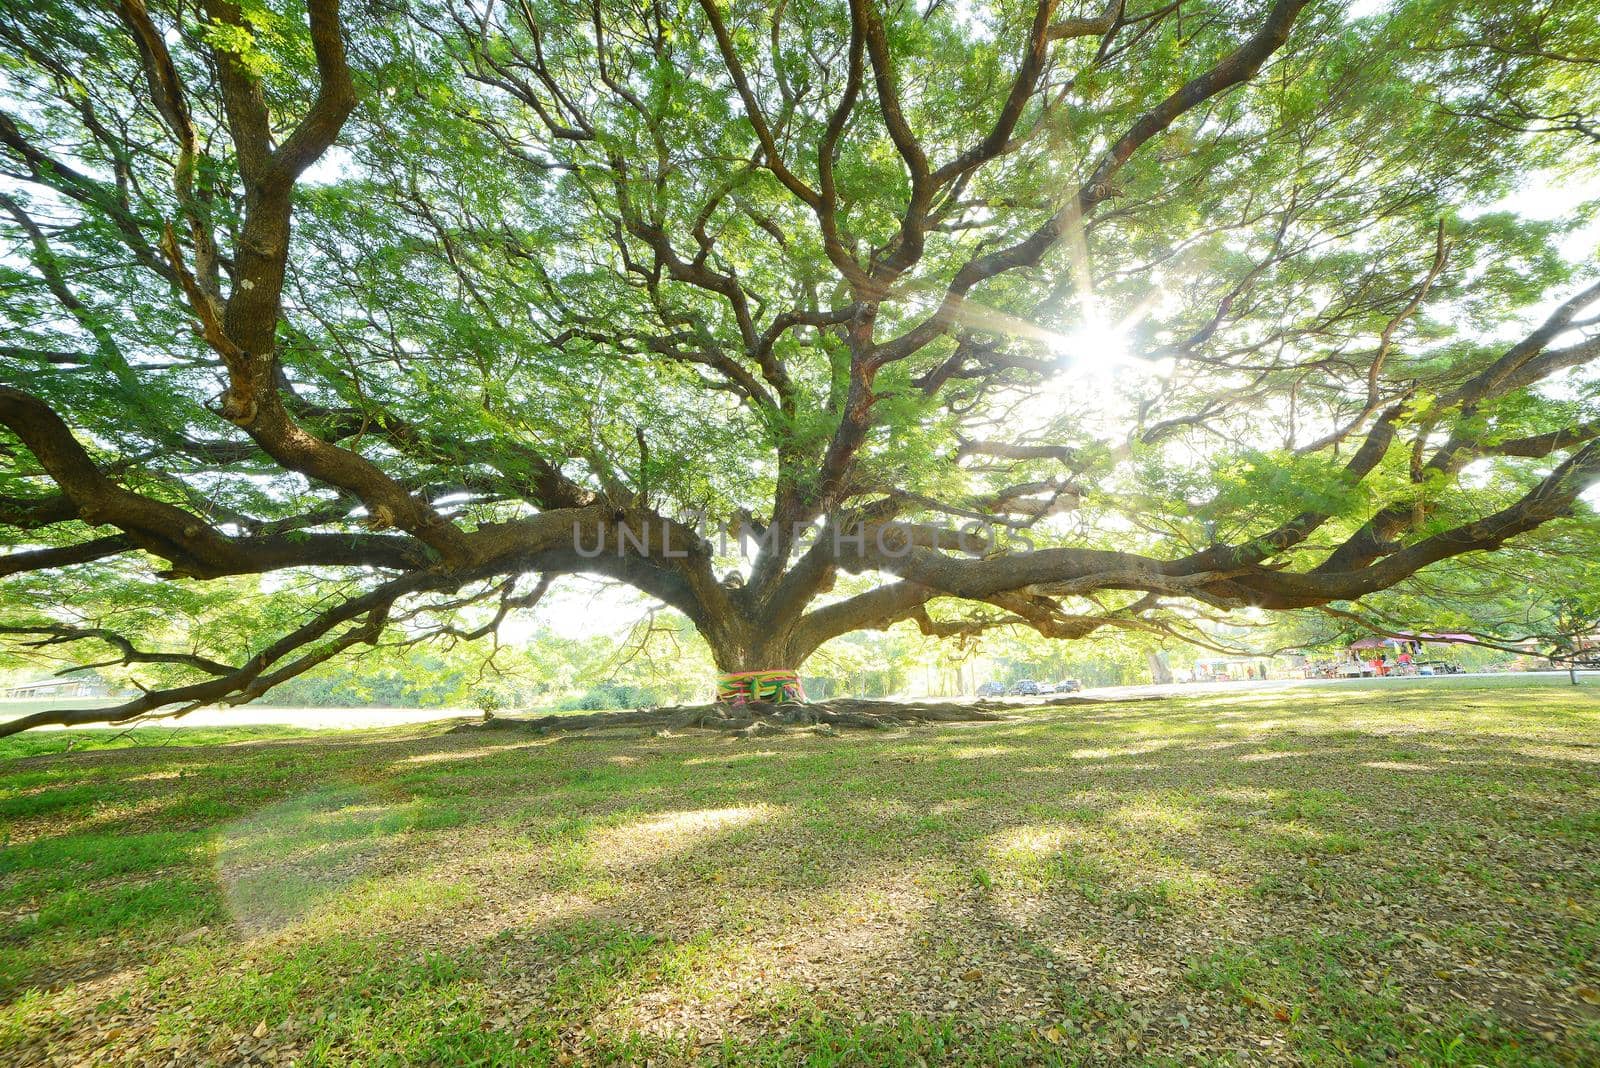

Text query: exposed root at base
(451, 699), (1009, 739)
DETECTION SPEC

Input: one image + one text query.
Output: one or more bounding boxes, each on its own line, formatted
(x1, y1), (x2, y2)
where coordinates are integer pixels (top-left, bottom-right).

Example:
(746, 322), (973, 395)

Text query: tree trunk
(695, 615), (814, 703)
(707, 631), (803, 675)
(1147, 650), (1173, 685)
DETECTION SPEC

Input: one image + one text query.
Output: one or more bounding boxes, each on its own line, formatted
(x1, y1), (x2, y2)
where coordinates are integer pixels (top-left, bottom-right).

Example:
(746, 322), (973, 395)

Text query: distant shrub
(557, 682), (656, 711)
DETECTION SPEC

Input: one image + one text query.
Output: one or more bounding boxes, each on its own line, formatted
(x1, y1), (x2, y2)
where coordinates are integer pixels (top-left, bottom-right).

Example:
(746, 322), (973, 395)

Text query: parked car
(1008, 679), (1042, 696)
(1054, 678), (1083, 693)
(975, 681), (1007, 698)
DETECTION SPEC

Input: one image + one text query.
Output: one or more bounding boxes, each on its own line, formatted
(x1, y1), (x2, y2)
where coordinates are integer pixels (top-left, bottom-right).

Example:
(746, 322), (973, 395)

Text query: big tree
(2, 0), (1597, 732)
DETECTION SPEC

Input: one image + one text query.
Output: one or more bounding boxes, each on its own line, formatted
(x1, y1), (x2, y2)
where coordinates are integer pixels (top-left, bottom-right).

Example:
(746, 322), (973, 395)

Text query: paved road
(0, 702), (479, 733)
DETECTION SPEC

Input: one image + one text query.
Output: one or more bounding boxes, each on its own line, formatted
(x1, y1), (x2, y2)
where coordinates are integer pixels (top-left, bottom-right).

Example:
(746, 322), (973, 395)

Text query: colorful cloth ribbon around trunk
(715, 669), (806, 705)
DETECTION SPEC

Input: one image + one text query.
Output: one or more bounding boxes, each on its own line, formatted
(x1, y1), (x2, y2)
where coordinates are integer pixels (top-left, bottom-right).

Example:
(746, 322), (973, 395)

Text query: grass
(1, 681), (1599, 1064)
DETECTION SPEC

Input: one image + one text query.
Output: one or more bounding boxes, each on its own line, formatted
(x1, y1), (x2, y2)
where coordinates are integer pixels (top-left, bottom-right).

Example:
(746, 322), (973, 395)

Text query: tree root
(452, 698), (1008, 739)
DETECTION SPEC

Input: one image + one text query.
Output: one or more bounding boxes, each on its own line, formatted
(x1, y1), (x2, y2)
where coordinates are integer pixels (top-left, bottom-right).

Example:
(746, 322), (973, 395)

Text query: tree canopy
(2, 0), (1598, 732)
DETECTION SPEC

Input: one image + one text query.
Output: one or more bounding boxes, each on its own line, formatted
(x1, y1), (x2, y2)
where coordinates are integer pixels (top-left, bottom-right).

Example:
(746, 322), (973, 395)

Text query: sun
(1029, 305), (1174, 433)
(1051, 312), (1132, 368)
(1046, 303), (1173, 384)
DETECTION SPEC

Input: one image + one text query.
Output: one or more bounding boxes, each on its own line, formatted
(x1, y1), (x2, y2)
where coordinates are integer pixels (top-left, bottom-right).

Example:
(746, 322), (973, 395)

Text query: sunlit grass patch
(1257, 826), (1367, 858)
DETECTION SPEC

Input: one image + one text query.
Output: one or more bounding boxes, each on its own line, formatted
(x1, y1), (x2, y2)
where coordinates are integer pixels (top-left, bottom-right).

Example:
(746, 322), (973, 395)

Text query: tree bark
(703, 619), (807, 677)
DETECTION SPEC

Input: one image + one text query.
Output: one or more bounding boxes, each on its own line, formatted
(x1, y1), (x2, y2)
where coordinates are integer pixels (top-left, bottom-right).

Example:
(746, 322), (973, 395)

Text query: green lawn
(2, 683), (1599, 1065)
